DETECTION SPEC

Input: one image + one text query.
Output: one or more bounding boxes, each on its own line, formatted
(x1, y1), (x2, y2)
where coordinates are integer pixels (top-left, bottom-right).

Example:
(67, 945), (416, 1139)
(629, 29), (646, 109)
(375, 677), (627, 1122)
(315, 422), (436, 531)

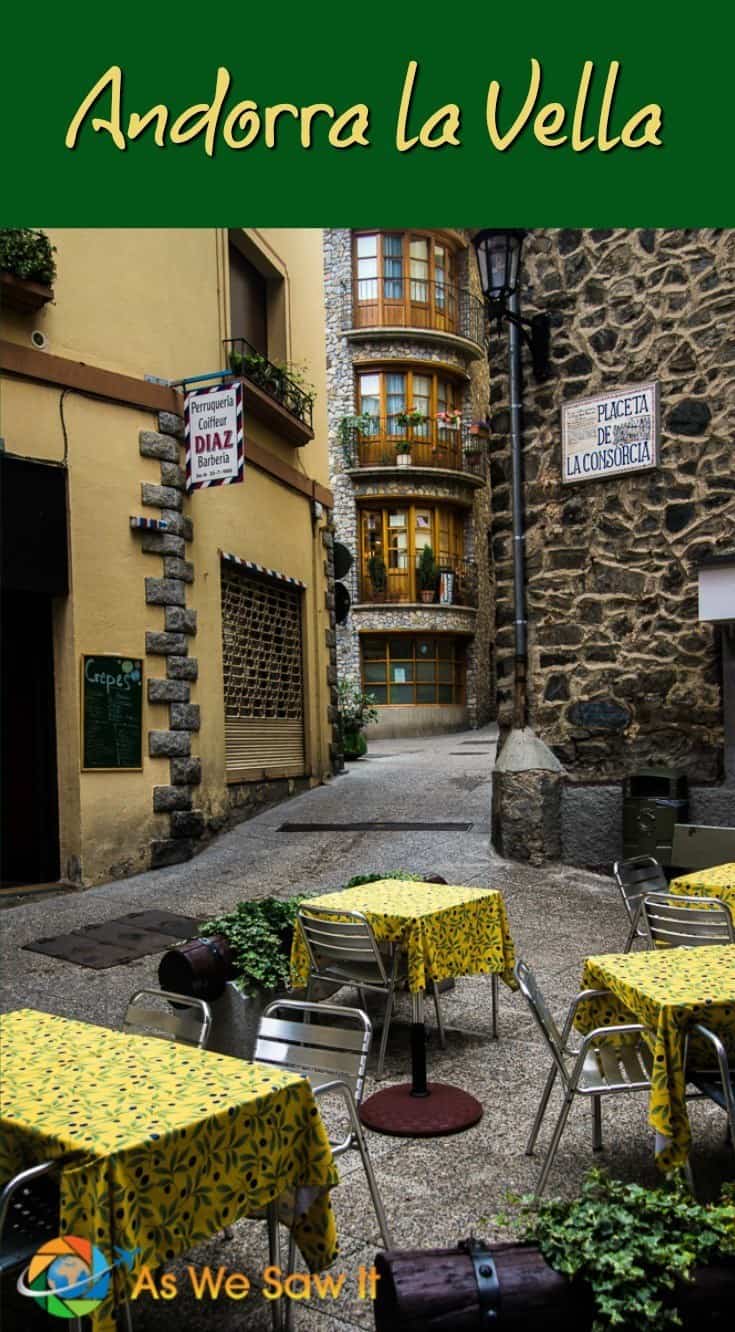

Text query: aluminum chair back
(613, 856), (667, 924)
(514, 961), (569, 1086)
(297, 907), (389, 990)
(640, 892), (735, 948)
(123, 988), (212, 1048)
(255, 999), (372, 1106)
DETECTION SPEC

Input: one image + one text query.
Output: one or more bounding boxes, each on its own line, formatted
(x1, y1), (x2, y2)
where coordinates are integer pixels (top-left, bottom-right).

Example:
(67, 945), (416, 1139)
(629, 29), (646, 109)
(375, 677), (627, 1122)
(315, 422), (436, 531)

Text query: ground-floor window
(221, 560), (305, 778)
(361, 635), (466, 706)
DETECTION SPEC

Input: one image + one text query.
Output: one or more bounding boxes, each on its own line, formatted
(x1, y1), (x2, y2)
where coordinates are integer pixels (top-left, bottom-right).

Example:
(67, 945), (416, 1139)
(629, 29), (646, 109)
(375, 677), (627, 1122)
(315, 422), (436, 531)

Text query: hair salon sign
(185, 382), (244, 491)
(561, 381), (659, 484)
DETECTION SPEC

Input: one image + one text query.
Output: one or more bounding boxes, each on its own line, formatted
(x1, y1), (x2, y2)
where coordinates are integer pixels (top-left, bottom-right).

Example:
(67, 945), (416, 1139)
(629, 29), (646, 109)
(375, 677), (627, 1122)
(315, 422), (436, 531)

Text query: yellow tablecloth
(290, 880), (517, 993)
(574, 946), (735, 1171)
(670, 862), (735, 913)
(0, 1010), (339, 1329)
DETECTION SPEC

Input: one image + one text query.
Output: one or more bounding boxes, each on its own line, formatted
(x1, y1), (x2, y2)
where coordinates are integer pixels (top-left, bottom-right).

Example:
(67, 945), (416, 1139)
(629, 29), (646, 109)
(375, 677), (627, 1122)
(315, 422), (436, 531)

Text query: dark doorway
(1, 456), (68, 886)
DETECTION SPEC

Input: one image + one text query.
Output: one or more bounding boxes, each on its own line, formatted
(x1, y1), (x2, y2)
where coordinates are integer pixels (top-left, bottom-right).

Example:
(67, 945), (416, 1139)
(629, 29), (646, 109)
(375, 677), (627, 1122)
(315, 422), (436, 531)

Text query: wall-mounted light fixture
(472, 229), (551, 383)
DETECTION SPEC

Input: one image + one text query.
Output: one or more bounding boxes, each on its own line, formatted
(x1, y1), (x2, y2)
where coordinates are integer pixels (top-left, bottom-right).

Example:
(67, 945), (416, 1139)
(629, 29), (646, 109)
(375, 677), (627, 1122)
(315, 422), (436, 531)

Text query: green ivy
(0, 228), (56, 285)
(496, 1168), (735, 1331)
(201, 896), (306, 996)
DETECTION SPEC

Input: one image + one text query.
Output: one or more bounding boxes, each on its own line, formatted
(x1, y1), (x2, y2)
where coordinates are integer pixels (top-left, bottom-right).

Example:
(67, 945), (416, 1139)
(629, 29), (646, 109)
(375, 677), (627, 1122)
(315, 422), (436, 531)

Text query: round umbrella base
(359, 1082), (483, 1137)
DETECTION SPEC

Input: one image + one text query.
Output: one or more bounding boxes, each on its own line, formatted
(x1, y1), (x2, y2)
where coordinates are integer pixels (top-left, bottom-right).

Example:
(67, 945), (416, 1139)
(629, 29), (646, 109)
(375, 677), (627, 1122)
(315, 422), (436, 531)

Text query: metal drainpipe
(507, 286), (528, 729)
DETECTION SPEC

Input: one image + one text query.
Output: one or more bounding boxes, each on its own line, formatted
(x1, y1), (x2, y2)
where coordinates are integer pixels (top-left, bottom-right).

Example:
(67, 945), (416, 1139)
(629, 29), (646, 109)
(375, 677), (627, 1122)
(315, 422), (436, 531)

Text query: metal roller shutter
(221, 561), (306, 780)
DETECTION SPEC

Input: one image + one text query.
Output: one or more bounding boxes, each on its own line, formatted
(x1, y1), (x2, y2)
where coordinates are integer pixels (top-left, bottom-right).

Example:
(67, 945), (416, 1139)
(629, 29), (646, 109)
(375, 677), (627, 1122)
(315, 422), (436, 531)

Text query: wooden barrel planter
(157, 934), (236, 1001)
(373, 1241), (735, 1331)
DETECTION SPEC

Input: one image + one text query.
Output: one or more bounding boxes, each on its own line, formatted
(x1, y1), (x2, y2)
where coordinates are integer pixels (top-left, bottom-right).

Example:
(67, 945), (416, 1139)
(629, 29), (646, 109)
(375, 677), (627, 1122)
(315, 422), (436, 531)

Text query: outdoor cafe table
(670, 862), (735, 914)
(290, 880), (517, 1137)
(573, 945), (735, 1171)
(0, 1009), (339, 1331)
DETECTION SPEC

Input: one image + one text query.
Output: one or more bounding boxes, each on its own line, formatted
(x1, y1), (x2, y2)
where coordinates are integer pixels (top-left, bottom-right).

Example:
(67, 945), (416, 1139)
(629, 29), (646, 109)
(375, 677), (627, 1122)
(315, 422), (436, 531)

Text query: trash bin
(622, 767), (689, 865)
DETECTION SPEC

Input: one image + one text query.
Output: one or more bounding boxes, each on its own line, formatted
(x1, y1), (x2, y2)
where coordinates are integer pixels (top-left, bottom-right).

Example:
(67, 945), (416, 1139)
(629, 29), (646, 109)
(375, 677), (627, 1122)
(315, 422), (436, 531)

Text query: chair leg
(282, 1231), (296, 1332)
(341, 1103), (392, 1248)
(592, 1095), (603, 1151)
(376, 984), (396, 1079)
(266, 1201), (284, 1332)
(536, 1091), (575, 1197)
(432, 980), (446, 1049)
(526, 1061), (559, 1155)
(491, 973), (499, 1039)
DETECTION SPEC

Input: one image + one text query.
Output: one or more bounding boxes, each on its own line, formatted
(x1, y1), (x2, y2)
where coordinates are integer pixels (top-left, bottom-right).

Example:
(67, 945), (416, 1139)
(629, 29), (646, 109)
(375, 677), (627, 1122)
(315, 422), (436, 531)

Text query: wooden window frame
(351, 231), (459, 332)
(360, 634), (466, 707)
(356, 368), (458, 437)
(358, 503), (464, 603)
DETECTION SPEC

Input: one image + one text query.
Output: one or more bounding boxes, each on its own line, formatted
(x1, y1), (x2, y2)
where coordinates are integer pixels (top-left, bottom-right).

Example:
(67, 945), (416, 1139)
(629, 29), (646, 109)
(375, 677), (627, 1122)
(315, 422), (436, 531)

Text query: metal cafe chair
(613, 856), (668, 951)
(515, 960), (653, 1196)
(638, 892), (735, 949)
(297, 906), (446, 1077)
(685, 1022), (735, 1152)
(0, 1155), (129, 1332)
(122, 988), (212, 1048)
(254, 999), (393, 1331)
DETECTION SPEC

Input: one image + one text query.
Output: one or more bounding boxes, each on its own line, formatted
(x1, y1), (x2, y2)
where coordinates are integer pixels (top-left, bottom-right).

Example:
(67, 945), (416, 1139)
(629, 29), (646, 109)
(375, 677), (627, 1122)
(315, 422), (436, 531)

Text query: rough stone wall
(324, 228), (493, 730)
(488, 228), (735, 784)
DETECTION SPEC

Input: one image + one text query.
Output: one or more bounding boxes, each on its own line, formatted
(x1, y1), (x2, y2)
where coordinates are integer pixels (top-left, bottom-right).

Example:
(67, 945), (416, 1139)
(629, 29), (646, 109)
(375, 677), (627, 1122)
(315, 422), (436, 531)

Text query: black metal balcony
(223, 338), (314, 431)
(359, 554), (478, 609)
(340, 416), (486, 478)
(341, 278), (486, 347)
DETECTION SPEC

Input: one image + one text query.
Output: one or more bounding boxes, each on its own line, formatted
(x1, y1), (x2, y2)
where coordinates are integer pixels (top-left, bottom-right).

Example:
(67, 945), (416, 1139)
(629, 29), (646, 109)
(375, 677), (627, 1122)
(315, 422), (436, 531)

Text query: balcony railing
(359, 554), (478, 609)
(342, 278), (486, 347)
(223, 338), (314, 431)
(341, 416), (486, 477)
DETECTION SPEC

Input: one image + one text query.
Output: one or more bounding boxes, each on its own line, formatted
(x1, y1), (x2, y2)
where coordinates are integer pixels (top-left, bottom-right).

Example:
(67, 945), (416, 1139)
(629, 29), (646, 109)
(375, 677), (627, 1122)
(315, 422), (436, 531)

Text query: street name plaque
(561, 380), (659, 484)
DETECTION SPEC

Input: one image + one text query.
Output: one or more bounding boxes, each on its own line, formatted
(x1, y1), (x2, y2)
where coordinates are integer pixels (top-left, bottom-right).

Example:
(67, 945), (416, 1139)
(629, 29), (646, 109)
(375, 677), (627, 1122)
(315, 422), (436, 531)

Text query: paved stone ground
(2, 726), (733, 1331)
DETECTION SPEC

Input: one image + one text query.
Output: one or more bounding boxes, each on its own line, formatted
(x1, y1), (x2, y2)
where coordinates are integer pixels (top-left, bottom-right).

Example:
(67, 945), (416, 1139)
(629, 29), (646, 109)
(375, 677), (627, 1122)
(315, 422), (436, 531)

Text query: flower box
(1, 270), (54, 314)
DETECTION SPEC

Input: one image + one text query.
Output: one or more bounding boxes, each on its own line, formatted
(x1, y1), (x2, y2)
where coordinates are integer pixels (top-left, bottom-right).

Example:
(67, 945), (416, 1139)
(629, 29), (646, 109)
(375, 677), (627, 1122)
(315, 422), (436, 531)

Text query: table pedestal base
(359, 1082), (483, 1137)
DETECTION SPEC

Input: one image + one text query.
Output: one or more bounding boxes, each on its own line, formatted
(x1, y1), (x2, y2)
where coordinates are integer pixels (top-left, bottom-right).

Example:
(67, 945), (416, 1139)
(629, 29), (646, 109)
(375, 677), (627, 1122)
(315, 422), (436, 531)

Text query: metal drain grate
(279, 821), (473, 833)
(24, 910), (201, 969)
(461, 739), (496, 745)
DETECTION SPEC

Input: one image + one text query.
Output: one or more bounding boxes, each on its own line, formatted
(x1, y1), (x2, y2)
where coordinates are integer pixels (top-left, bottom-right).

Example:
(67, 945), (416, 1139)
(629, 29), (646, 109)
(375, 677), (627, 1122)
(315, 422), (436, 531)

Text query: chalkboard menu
(82, 655), (143, 770)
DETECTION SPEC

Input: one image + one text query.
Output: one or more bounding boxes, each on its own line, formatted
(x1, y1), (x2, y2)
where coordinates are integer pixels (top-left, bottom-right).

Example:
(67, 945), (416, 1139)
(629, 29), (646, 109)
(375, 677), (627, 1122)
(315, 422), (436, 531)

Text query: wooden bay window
(352, 231), (459, 332)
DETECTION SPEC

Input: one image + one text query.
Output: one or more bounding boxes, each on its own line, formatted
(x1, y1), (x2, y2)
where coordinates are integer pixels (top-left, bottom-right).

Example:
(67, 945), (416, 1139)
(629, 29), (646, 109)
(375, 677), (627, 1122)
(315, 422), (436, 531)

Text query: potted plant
(368, 553), (388, 599)
(338, 413), (375, 467)
(196, 896), (306, 1058)
(395, 439), (413, 467)
(417, 545), (437, 603)
(394, 407), (427, 466)
(0, 229), (56, 313)
(496, 1169), (735, 1331)
(337, 679), (379, 759)
(376, 1170), (735, 1330)
(436, 409), (462, 431)
(469, 418), (491, 438)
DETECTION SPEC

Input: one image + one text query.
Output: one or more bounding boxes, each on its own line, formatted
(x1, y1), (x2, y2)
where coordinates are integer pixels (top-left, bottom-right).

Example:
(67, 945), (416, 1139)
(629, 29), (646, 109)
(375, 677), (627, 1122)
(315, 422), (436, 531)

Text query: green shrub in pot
(201, 896), (306, 997)
(493, 1167), (735, 1332)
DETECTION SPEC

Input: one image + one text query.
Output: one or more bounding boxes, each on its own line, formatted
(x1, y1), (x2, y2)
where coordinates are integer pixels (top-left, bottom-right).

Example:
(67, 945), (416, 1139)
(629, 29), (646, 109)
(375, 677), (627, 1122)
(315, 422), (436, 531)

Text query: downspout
(507, 285), (528, 729)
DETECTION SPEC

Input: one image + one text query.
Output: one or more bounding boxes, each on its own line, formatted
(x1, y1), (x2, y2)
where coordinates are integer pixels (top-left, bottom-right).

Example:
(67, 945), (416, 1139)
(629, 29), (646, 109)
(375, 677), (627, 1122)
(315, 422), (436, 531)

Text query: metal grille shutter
(221, 562), (305, 780)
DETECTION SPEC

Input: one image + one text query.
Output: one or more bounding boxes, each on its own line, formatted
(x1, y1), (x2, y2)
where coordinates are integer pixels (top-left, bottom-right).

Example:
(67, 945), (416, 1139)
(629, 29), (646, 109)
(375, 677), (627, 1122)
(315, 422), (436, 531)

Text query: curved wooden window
(353, 232), (459, 332)
(361, 635), (466, 706)
(356, 369), (462, 468)
(358, 503), (465, 604)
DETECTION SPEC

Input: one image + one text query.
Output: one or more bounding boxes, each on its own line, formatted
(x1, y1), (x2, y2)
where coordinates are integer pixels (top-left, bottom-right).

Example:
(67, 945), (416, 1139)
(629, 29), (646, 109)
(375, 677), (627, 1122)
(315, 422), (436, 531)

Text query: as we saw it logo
(17, 1236), (139, 1319)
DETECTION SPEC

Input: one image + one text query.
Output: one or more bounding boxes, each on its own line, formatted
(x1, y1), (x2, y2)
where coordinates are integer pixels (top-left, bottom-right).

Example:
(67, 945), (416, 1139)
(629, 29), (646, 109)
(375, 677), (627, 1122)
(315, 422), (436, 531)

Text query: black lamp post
(472, 229), (551, 729)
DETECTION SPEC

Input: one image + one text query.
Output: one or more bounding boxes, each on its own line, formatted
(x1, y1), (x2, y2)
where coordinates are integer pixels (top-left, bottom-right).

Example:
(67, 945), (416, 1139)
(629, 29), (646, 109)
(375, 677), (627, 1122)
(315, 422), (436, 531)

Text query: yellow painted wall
(1, 228), (331, 886)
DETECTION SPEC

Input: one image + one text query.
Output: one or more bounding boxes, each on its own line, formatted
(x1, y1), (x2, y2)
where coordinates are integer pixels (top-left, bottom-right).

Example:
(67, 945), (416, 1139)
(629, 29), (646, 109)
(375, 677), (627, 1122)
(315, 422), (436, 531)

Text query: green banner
(1, 1), (731, 224)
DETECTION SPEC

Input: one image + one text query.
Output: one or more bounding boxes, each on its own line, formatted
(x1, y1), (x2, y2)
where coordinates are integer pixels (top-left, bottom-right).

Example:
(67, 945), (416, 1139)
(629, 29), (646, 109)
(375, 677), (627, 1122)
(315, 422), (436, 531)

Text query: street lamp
(472, 228), (550, 381)
(472, 227), (552, 729)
